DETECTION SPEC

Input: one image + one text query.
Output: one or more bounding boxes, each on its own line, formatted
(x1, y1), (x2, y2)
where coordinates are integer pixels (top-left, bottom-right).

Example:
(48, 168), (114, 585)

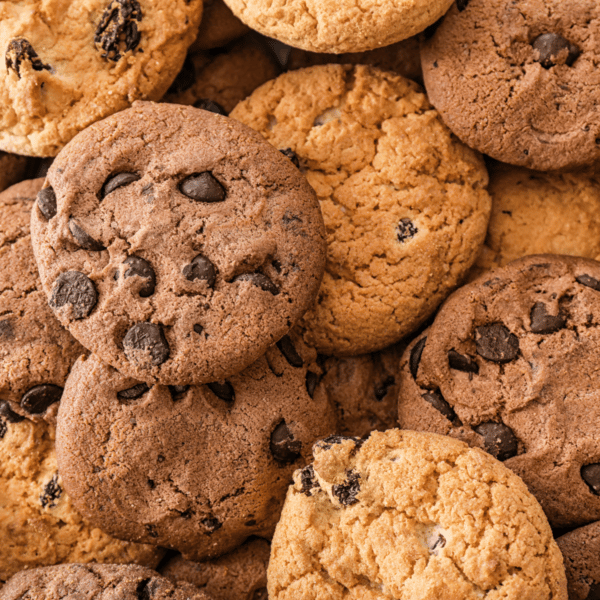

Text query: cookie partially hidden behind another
(0, 152), (29, 193)
(190, 0), (250, 52)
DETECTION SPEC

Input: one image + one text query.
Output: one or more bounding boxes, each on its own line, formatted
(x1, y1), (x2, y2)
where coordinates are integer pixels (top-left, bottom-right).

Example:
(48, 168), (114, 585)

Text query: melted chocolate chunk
(299, 464), (320, 496)
(270, 420), (302, 464)
(532, 33), (581, 69)
(0, 400), (24, 423)
(475, 323), (519, 363)
(120, 255), (156, 297)
(123, 323), (170, 367)
(397, 218), (418, 243)
(474, 421), (519, 461)
(423, 390), (460, 425)
(280, 148), (300, 168)
(21, 385), (63, 414)
(50, 271), (97, 319)
(276, 335), (303, 368)
(69, 219), (105, 251)
(202, 516), (222, 534)
(37, 187), (57, 220)
(95, 0), (142, 61)
(332, 469), (361, 506)
(168, 385), (189, 401)
(410, 336), (427, 379)
(305, 371), (319, 398)
(207, 380), (235, 403)
(193, 99), (227, 116)
(530, 302), (566, 334)
(234, 273), (280, 295)
(102, 172), (140, 198)
(183, 254), (217, 288)
(40, 474), (62, 508)
(581, 463), (600, 496)
(374, 376), (395, 401)
(117, 382), (149, 402)
(179, 172), (226, 202)
(6, 38), (51, 78)
(577, 274), (600, 292)
(448, 349), (479, 374)
(456, 0), (470, 10)
(168, 55), (196, 95)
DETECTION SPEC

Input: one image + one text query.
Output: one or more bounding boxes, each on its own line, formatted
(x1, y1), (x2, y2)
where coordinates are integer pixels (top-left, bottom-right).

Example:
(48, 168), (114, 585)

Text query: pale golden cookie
(268, 430), (567, 600)
(0, 152), (29, 193)
(231, 65), (491, 356)
(190, 0), (249, 51)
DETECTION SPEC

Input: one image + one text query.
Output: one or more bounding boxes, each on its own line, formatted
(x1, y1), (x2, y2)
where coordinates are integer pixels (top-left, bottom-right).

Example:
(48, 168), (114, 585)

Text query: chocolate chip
(530, 302), (566, 334)
(21, 384), (63, 414)
(202, 516), (222, 534)
(270, 420), (302, 464)
(374, 376), (395, 401)
(299, 464), (319, 496)
(40, 474), (62, 508)
(95, 0), (142, 62)
(475, 323), (519, 363)
(207, 380), (235, 403)
(234, 273), (279, 295)
(423, 390), (460, 425)
(193, 324), (204, 335)
(305, 371), (319, 397)
(168, 385), (189, 401)
(37, 187), (57, 220)
(448, 350), (479, 374)
(332, 469), (361, 506)
(410, 336), (427, 379)
(532, 33), (581, 69)
(179, 172), (226, 202)
(193, 98), (227, 116)
(474, 421), (519, 461)
(397, 218), (418, 243)
(183, 254), (217, 287)
(101, 172), (140, 198)
(123, 323), (170, 367)
(120, 256), (156, 297)
(117, 383), (149, 402)
(280, 148), (300, 168)
(6, 38), (51, 78)
(276, 335), (303, 367)
(50, 271), (97, 319)
(0, 318), (13, 339)
(456, 0), (469, 10)
(69, 219), (105, 251)
(251, 588), (268, 600)
(168, 55), (196, 95)
(581, 463), (600, 496)
(0, 400), (24, 423)
(577, 274), (600, 292)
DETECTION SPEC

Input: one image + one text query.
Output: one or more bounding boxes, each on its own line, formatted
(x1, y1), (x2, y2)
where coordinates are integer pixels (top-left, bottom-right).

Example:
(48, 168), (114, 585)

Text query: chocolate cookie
(398, 255), (600, 528)
(161, 538), (269, 600)
(268, 430), (567, 600)
(0, 152), (29, 193)
(191, 0), (250, 51)
(0, 409), (163, 582)
(31, 101), (326, 385)
(0, 179), (84, 422)
(231, 65), (491, 356)
(421, 0), (600, 171)
(556, 521), (600, 600)
(56, 333), (337, 560)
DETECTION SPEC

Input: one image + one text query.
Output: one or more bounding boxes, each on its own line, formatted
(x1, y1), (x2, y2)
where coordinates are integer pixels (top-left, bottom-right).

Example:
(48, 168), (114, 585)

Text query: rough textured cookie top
(0, 0), (203, 156)
(268, 429), (567, 600)
(31, 102), (326, 385)
(421, 0), (600, 171)
(222, 0), (453, 53)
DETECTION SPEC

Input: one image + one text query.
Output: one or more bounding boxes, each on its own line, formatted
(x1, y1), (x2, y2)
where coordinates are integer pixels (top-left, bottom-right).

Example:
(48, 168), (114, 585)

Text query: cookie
(222, 0), (454, 53)
(0, 152), (29, 193)
(0, 564), (212, 600)
(556, 521), (600, 600)
(421, 0), (600, 171)
(398, 254), (600, 528)
(267, 429), (567, 599)
(31, 101), (326, 385)
(231, 65), (491, 356)
(165, 36), (280, 115)
(0, 0), (203, 156)
(161, 538), (270, 600)
(190, 0), (250, 52)
(0, 406), (163, 582)
(0, 179), (84, 422)
(56, 333), (337, 560)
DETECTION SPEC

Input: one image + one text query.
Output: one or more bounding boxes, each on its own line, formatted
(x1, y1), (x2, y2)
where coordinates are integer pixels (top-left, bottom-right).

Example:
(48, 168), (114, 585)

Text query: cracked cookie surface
(31, 101), (326, 385)
(398, 254), (600, 528)
(267, 429), (567, 600)
(231, 64), (491, 356)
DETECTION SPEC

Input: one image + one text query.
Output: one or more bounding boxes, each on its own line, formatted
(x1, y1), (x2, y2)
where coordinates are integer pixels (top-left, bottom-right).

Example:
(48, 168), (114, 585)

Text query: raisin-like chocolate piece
(101, 172), (140, 198)
(95, 0), (143, 62)
(332, 469), (361, 506)
(120, 256), (156, 298)
(117, 382), (149, 402)
(21, 385), (63, 414)
(475, 323), (519, 363)
(40, 474), (62, 508)
(6, 38), (51, 78)
(410, 336), (427, 379)
(474, 421), (519, 461)
(123, 323), (170, 367)
(207, 380), (235, 403)
(577, 274), (600, 292)
(448, 350), (479, 374)
(397, 218), (418, 243)
(234, 273), (279, 295)
(423, 390), (460, 425)
(530, 302), (566, 334)
(532, 33), (581, 69)
(37, 187), (57, 220)
(270, 420), (302, 464)
(276, 335), (303, 368)
(179, 172), (226, 202)
(299, 464), (320, 496)
(183, 254), (217, 288)
(69, 219), (105, 251)
(49, 271), (97, 319)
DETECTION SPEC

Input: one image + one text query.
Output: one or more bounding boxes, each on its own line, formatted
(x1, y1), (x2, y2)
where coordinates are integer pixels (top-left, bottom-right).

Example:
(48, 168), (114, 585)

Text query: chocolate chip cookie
(0, 0), (203, 157)
(31, 101), (326, 385)
(191, 0), (250, 52)
(268, 429), (567, 600)
(231, 65), (491, 356)
(0, 152), (29, 193)
(0, 179), (84, 422)
(56, 333), (337, 560)
(421, 0), (600, 171)
(398, 254), (600, 528)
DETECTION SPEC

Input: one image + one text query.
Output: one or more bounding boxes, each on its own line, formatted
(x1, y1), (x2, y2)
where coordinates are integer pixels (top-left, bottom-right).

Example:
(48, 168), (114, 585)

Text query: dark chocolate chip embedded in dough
(94, 0), (142, 62)
(123, 322), (170, 367)
(179, 172), (226, 202)
(581, 463), (600, 496)
(456, 0), (470, 10)
(299, 464), (320, 496)
(423, 390), (460, 425)
(50, 271), (97, 319)
(532, 33), (581, 69)
(448, 349), (479, 374)
(168, 385), (189, 401)
(280, 148), (300, 168)
(576, 274), (600, 292)
(332, 469), (361, 506)
(305, 371), (319, 397)
(397, 218), (418, 243)
(474, 421), (519, 461)
(252, 588), (268, 600)
(168, 55), (196, 95)
(475, 323), (519, 363)
(117, 382), (149, 402)
(69, 219), (105, 251)
(410, 337), (427, 379)
(40, 474), (62, 508)
(202, 516), (222, 534)
(0, 400), (24, 423)
(37, 187), (57, 220)
(193, 324), (204, 335)
(207, 380), (235, 403)
(234, 272), (280, 295)
(374, 376), (395, 401)
(120, 256), (156, 297)
(530, 302), (566, 334)
(183, 254), (217, 287)
(101, 172), (140, 198)
(276, 335), (303, 367)
(270, 420), (302, 464)
(193, 98), (227, 116)
(6, 38), (52, 78)
(21, 384), (63, 414)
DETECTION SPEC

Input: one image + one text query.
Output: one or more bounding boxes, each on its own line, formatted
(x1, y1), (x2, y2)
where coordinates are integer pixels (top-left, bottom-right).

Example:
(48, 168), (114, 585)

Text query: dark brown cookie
(398, 255), (600, 528)
(421, 0), (600, 171)
(0, 152), (29, 193)
(190, 0), (250, 51)
(56, 334), (337, 560)
(31, 101), (326, 385)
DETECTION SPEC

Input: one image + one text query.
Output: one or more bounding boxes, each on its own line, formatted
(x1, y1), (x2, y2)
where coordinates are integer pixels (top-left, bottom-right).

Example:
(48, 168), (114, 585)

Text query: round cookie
(56, 333), (337, 560)
(0, 403), (163, 583)
(0, 152), (29, 193)
(165, 36), (280, 115)
(0, 179), (84, 421)
(0, 564), (212, 600)
(161, 538), (270, 600)
(398, 255), (600, 528)
(31, 101), (326, 385)
(421, 0), (600, 171)
(556, 521), (600, 600)
(190, 0), (250, 52)
(222, 0), (454, 53)
(231, 64), (491, 356)
(267, 429), (567, 600)
(0, 0), (203, 157)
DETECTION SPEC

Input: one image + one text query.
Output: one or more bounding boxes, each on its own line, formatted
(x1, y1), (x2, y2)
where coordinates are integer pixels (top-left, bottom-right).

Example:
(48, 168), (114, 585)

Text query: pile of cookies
(0, 0), (599, 599)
